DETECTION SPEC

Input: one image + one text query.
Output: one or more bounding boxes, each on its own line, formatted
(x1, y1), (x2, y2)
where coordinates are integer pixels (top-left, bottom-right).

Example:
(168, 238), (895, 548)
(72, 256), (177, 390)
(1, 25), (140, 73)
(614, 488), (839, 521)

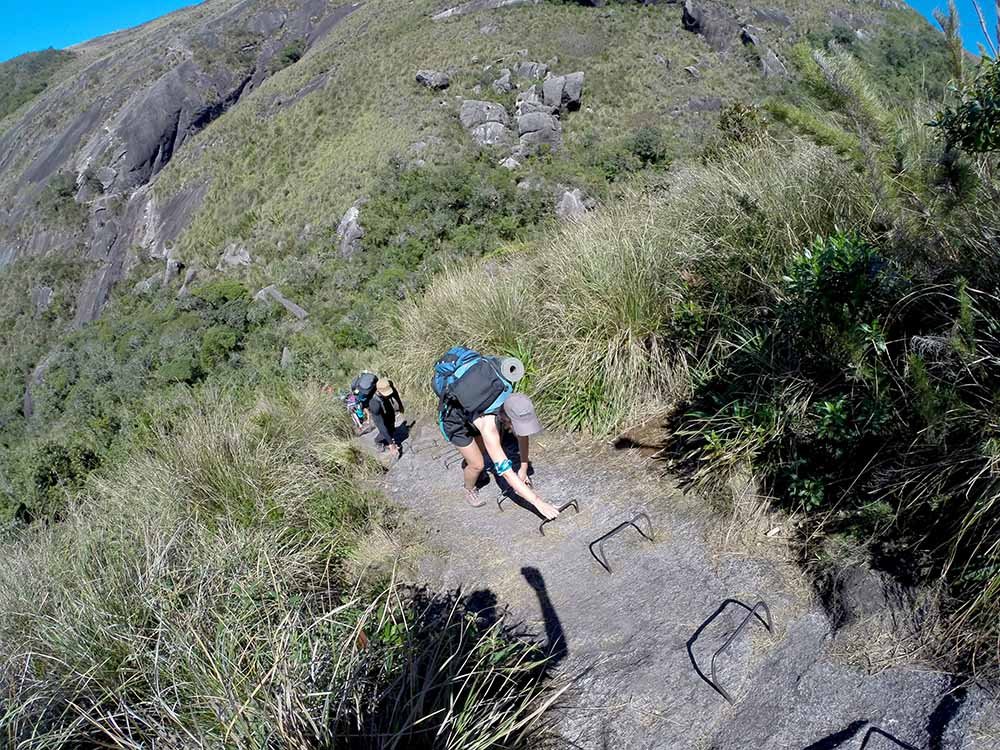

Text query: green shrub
(200, 325), (240, 369)
(35, 172), (85, 227)
(933, 57), (1000, 153)
(270, 39), (306, 72)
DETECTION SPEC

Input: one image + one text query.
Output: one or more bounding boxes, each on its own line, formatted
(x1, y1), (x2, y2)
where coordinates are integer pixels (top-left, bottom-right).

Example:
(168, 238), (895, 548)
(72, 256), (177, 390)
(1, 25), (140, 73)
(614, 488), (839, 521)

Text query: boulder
(459, 99), (509, 129)
(281, 346), (294, 369)
(163, 257), (183, 285)
(542, 72), (585, 111)
(555, 188), (587, 221)
(682, 0), (739, 51)
(492, 68), (513, 93)
(178, 267), (197, 298)
(752, 7), (793, 26)
(517, 111), (562, 152)
(514, 60), (548, 80)
(740, 25), (762, 46)
(499, 155), (522, 170)
(95, 166), (117, 192)
(684, 65), (701, 78)
(30, 285), (54, 314)
(459, 100), (513, 147)
(415, 69), (451, 89)
(760, 47), (788, 78)
(253, 285), (309, 320)
(337, 200), (366, 258)
(515, 85), (558, 116)
(217, 243), (252, 270)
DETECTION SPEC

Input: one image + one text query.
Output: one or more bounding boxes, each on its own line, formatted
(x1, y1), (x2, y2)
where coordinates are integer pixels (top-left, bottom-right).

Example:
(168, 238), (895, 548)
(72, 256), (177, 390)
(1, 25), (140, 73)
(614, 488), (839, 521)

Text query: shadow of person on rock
(521, 566), (568, 672)
(392, 418), (417, 456)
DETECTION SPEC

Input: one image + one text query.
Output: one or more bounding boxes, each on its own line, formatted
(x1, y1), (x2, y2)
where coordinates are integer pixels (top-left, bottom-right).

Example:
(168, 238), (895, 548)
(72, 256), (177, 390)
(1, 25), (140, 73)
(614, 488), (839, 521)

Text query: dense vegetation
(0, 48), (75, 121)
(390, 42), (1000, 665)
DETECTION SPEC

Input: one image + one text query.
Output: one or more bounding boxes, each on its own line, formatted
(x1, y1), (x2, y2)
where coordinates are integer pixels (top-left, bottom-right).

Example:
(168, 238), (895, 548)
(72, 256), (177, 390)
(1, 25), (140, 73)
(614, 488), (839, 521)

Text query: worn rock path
(364, 420), (999, 749)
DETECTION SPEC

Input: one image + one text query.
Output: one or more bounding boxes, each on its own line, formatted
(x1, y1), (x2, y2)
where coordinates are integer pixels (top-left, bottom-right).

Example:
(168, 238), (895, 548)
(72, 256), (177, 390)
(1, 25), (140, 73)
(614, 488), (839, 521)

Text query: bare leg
(458, 440), (485, 491)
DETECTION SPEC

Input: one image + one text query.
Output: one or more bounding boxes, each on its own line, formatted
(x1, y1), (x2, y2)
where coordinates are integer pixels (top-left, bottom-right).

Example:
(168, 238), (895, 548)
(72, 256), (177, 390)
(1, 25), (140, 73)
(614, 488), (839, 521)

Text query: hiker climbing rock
(370, 378), (404, 455)
(433, 346), (559, 520)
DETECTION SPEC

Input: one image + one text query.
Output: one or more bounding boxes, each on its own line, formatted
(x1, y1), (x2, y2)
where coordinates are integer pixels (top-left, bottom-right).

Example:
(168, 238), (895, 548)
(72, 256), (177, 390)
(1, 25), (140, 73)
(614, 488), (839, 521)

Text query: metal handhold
(859, 727), (921, 750)
(588, 512), (654, 573)
(538, 499), (579, 535)
(708, 600), (772, 705)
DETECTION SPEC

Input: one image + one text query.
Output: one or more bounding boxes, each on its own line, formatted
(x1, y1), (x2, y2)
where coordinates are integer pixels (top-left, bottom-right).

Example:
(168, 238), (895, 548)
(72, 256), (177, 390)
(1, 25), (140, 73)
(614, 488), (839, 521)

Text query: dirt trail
(367, 420), (999, 749)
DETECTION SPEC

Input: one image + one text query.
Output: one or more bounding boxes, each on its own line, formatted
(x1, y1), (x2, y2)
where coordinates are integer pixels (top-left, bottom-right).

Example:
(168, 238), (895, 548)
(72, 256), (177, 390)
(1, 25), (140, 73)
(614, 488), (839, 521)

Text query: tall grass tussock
(0, 386), (557, 748)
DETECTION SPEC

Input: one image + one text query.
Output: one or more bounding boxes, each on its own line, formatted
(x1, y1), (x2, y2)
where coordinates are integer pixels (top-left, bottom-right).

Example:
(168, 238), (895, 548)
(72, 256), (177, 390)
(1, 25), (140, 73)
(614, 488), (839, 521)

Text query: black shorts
(439, 406), (484, 448)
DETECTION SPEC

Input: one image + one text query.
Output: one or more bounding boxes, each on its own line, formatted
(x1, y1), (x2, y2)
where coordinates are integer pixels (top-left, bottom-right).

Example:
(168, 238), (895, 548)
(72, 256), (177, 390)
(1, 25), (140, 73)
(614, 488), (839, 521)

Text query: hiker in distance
(434, 347), (559, 521)
(370, 378), (404, 455)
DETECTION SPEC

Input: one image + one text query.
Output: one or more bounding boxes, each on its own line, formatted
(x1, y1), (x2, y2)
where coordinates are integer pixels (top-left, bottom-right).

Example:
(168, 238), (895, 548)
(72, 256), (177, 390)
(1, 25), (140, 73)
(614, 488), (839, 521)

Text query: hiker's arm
(475, 416), (556, 519)
(517, 436), (530, 482)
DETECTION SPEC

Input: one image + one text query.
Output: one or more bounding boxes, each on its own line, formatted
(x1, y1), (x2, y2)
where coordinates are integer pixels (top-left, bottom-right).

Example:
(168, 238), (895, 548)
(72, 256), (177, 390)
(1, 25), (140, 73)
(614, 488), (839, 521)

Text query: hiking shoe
(463, 488), (487, 508)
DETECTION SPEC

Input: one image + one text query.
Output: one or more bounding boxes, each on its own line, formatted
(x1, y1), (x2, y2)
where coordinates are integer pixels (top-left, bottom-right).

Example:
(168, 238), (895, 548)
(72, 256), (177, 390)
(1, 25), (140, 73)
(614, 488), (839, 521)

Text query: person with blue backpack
(433, 347), (559, 520)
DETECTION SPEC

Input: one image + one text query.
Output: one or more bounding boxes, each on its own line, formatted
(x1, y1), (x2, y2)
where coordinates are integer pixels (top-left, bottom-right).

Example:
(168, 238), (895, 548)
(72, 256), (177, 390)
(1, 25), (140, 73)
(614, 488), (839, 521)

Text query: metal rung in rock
(701, 600), (773, 705)
(588, 512), (654, 573)
(538, 500), (579, 536)
(859, 727), (921, 750)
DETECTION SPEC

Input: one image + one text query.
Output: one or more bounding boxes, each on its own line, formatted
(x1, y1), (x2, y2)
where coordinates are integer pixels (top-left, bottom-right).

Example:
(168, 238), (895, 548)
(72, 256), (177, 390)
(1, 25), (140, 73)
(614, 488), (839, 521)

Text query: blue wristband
(495, 458), (513, 475)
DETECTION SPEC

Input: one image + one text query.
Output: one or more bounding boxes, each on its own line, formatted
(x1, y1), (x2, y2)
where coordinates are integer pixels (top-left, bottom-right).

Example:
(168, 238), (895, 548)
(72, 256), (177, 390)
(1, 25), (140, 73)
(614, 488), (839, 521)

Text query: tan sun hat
(376, 378), (394, 397)
(502, 393), (543, 437)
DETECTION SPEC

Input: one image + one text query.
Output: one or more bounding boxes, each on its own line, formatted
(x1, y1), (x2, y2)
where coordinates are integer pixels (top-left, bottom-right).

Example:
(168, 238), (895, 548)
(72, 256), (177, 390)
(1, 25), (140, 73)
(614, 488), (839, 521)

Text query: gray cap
(503, 393), (543, 437)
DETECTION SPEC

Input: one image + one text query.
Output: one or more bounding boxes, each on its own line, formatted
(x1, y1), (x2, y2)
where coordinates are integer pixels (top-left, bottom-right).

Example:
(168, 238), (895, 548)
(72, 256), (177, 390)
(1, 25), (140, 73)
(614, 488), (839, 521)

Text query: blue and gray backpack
(432, 346), (512, 419)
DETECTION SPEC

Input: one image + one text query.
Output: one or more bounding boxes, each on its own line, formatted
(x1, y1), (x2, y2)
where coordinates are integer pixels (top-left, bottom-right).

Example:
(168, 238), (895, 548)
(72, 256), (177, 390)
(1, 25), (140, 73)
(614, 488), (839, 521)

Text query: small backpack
(432, 346), (512, 417)
(352, 371), (378, 403)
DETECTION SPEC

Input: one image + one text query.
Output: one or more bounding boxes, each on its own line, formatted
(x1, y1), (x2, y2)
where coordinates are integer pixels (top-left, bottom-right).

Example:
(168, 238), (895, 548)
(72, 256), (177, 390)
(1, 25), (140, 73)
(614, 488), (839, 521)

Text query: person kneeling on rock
(433, 346), (558, 520)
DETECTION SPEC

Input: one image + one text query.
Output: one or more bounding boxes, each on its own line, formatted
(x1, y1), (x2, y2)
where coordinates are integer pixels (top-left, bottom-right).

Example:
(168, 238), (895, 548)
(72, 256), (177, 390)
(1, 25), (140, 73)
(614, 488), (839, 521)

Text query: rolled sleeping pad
(498, 356), (526, 383)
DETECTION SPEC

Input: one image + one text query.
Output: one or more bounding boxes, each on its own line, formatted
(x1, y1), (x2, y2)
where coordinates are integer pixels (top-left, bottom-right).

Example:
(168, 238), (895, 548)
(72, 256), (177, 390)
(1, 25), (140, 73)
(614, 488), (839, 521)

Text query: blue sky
(910, 0), (999, 54)
(0, 0), (997, 64)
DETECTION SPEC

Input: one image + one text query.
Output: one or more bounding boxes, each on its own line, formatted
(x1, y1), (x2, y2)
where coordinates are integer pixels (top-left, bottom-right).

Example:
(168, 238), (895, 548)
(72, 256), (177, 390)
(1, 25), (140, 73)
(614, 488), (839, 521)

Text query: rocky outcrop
(217, 243), (252, 270)
(517, 111), (562, 153)
(760, 48), (787, 77)
(492, 68), (514, 93)
(682, 0), (739, 51)
(515, 85), (557, 117)
(416, 70), (451, 89)
(0, 0), (361, 329)
(253, 284), (309, 320)
(178, 267), (197, 297)
(555, 188), (587, 220)
(337, 199), (366, 258)
(739, 24), (788, 78)
(542, 72), (584, 111)
(459, 100), (513, 147)
(163, 257), (183, 285)
(514, 60), (548, 80)
(30, 285), (53, 315)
